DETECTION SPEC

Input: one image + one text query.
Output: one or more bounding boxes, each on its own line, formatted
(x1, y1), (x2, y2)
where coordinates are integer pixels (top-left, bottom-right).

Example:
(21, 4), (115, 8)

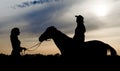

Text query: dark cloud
(19, 0), (87, 34)
(11, 0), (120, 35)
(22, 3), (66, 34)
(15, 0), (62, 8)
(2, 0), (80, 35)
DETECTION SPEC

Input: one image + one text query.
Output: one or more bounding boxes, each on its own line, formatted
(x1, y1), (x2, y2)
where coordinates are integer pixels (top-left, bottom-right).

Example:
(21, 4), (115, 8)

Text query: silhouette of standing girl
(73, 15), (86, 44)
(10, 27), (26, 56)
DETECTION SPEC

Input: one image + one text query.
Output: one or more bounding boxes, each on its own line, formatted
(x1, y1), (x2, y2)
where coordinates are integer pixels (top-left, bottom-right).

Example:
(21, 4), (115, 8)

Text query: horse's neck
(52, 30), (72, 54)
(52, 30), (67, 45)
(53, 30), (69, 41)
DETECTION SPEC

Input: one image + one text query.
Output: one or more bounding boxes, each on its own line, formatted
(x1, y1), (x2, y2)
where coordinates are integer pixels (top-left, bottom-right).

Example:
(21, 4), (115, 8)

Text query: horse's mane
(49, 26), (72, 39)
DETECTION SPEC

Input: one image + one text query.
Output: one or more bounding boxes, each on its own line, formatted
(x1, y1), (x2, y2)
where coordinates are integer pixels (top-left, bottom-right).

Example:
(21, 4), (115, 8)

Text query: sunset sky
(0, 0), (120, 55)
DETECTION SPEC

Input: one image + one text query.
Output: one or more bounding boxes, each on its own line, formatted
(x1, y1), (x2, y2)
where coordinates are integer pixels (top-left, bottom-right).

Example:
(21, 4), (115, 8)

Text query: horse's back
(84, 40), (117, 57)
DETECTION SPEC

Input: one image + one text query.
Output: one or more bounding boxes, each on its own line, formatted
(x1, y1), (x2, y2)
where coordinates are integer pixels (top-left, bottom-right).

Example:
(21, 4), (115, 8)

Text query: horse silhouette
(39, 26), (117, 58)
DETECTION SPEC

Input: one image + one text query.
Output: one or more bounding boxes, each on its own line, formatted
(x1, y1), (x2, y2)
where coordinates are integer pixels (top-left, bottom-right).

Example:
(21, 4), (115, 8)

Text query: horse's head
(39, 26), (57, 42)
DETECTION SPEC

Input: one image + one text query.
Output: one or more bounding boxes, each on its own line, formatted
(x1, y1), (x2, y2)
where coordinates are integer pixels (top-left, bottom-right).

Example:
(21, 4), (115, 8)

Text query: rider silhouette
(10, 27), (26, 56)
(73, 15), (86, 44)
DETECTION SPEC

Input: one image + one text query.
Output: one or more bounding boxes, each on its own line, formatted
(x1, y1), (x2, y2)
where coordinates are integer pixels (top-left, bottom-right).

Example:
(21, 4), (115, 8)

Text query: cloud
(1, 0), (120, 36)
(15, 0), (62, 8)
(20, 3), (66, 34)
(15, 0), (78, 33)
(16, 0), (87, 34)
(85, 18), (103, 31)
(10, 0), (102, 35)
(97, 0), (120, 28)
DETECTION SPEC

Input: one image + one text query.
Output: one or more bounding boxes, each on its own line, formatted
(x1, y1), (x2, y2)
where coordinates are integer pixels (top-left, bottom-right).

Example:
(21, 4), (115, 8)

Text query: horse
(39, 26), (117, 59)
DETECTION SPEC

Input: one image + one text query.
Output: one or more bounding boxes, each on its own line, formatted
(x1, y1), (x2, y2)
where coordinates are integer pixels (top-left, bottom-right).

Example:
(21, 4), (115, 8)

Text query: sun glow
(92, 5), (109, 17)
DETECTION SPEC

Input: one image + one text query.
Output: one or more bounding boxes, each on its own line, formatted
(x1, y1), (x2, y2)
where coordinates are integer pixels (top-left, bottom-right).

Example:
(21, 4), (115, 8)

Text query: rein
(21, 42), (42, 55)
(27, 42), (42, 51)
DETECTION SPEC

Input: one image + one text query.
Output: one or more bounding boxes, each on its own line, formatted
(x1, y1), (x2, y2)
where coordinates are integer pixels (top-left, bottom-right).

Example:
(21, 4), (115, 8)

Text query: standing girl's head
(11, 27), (20, 36)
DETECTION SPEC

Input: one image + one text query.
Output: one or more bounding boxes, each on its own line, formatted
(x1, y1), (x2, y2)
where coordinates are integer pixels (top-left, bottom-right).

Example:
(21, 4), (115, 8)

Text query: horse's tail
(105, 43), (117, 56)
(109, 47), (117, 56)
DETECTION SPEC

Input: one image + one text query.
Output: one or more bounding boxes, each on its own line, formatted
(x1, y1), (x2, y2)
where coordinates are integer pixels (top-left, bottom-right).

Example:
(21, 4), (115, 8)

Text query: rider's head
(75, 15), (84, 23)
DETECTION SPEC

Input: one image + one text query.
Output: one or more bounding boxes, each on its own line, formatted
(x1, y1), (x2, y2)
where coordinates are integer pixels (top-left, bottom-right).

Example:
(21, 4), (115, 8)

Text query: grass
(0, 53), (120, 69)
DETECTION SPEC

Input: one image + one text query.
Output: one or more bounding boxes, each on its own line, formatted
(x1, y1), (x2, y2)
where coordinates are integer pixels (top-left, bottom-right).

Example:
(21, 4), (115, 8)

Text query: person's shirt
(10, 35), (21, 50)
(73, 22), (86, 40)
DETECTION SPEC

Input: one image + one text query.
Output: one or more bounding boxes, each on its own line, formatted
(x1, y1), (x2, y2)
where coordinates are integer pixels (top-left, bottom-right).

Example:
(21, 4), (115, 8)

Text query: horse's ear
(51, 26), (55, 28)
(47, 26), (57, 31)
(50, 26), (57, 30)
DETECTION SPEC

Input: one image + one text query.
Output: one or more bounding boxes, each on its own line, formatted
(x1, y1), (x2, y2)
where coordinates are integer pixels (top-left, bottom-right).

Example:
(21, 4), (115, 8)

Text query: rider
(73, 15), (86, 45)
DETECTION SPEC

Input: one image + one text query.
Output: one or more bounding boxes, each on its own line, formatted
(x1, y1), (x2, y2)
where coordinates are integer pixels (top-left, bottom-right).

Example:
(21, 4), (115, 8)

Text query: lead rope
(21, 42), (42, 55)
(27, 42), (41, 51)
(27, 42), (42, 51)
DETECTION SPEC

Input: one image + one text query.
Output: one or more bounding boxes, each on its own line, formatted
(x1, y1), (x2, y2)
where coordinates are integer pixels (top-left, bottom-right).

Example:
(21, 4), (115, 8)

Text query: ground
(0, 54), (119, 70)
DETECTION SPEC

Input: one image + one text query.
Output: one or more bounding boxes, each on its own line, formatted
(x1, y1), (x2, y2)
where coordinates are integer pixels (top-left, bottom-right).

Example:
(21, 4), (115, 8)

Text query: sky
(0, 0), (120, 55)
